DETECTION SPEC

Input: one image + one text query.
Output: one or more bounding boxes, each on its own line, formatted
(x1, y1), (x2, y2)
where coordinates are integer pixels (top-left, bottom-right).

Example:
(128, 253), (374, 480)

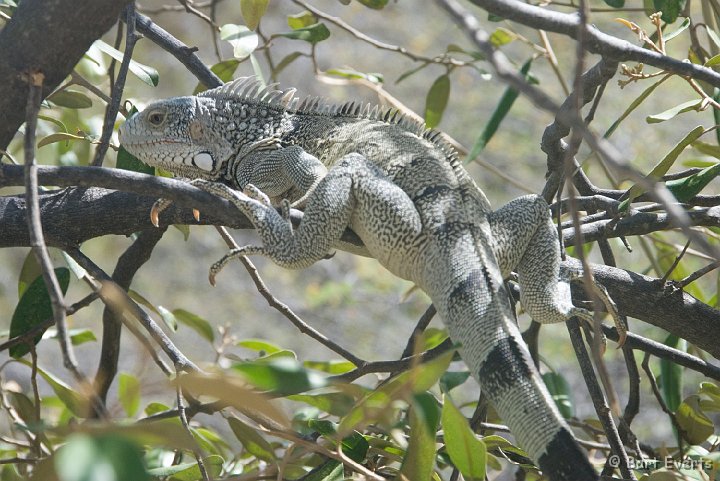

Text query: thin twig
(92, 3), (138, 167)
(213, 226), (367, 367)
(292, 0), (467, 68)
(567, 319), (635, 480)
(399, 304), (437, 359)
(640, 353), (686, 452)
(176, 378), (211, 481)
(66, 247), (199, 373)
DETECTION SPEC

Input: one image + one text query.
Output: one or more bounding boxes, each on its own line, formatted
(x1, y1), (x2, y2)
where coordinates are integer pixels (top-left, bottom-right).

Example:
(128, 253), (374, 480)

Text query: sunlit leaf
(356, 0), (388, 8)
(18, 359), (90, 416)
(542, 372), (574, 419)
(424, 74), (451, 129)
(38, 132), (87, 148)
(147, 455), (223, 480)
(676, 395), (713, 444)
(118, 373), (141, 417)
(287, 10), (316, 29)
(176, 372), (290, 428)
(604, 75), (669, 138)
(18, 250), (42, 298)
(664, 17), (690, 43)
(442, 394), (486, 480)
(237, 338), (283, 354)
(468, 58), (533, 159)
(303, 359), (355, 374)
(620, 125), (705, 209)
(220, 24), (259, 59)
(240, 0), (268, 30)
(173, 308), (214, 342)
(489, 27), (516, 47)
(399, 392), (439, 481)
(288, 392), (356, 416)
(227, 416), (277, 462)
(326, 67), (383, 84)
(646, 99), (701, 124)
(157, 305), (177, 332)
(10, 269), (70, 358)
(233, 357), (327, 395)
(47, 90), (92, 109)
(55, 434), (150, 481)
(93, 40), (159, 86)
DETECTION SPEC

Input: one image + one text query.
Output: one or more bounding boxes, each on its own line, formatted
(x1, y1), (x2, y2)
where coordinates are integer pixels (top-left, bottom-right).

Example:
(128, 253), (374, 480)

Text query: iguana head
(119, 96), (234, 179)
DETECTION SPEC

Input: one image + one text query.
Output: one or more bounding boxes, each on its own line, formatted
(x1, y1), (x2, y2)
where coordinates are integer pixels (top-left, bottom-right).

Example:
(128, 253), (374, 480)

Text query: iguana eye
(147, 110), (166, 126)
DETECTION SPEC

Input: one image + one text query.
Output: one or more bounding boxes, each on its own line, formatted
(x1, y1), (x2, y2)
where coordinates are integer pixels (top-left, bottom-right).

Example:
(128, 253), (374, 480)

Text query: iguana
(119, 76), (601, 481)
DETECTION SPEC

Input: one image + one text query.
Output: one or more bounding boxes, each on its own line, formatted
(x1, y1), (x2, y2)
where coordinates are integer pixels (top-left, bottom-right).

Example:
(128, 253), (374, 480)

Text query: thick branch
(466, 0), (720, 87)
(0, 0), (133, 150)
(564, 258), (720, 358)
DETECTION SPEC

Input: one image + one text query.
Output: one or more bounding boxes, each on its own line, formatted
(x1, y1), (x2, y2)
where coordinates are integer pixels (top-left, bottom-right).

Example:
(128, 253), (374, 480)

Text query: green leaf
(37, 132), (87, 148)
(666, 161), (720, 202)
(646, 99), (701, 124)
(664, 17), (690, 43)
(439, 371), (471, 393)
(303, 460), (343, 481)
(277, 22), (330, 43)
(237, 338), (283, 354)
(157, 305), (178, 332)
(273, 51), (303, 76)
(116, 145), (154, 175)
(355, 0), (388, 8)
(118, 373), (141, 417)
(542, 372), (574, 419)
(489, 27), (515, 47)
(147, 455), (223, 480)
(93, 40), (159, 87)
(55, 434), (150, 481)
(288, 392), (356, 416)
(233, 358), (327, 395)
(9, 268), (70, 358)
(144, 402), (170, 416)
(424, 74), (451, 129)
(676, 395), (714, 444)
(441, 394), (486, 480)
(660, 334), (685, 414)
(603, 0), (625, 6)
(220, 24), (259, 59)
(44, 328), (96, 346)
(240, 0), (268, 30)
(172, 308), (214, 342)
(193, 59), (241, 94)
(18, 250), (43, 298)
(227, 416), (277, 462)
(173, 224), (190, 241)
(326, 67), (383, 84)
(287, 10), (316, 29)
(467, 58), (533, 159)
(604, 75), (668, 138)
(303, 359), (355, 374)
(47, 90), (92, 109)
(620, 125), (706, 209)
(653, 0), (687, 23)
(399, 394), (440, 481)
(19, 359), (90, 416)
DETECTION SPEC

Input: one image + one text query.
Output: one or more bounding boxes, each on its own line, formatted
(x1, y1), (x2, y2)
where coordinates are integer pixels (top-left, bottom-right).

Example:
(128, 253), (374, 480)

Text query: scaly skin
(119, 77), (599, 481)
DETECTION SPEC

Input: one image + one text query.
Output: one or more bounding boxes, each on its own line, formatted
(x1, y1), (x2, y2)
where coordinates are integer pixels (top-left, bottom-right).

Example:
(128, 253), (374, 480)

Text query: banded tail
(421, 226), (598, 481)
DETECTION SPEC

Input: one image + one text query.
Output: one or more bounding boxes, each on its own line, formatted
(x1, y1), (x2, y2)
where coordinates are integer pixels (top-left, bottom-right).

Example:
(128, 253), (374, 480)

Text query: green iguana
(119, 76), (601, 481)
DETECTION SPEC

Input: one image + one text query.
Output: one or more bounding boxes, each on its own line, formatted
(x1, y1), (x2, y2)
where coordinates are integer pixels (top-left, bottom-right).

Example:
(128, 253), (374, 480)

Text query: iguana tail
(422, 230), (598, 481)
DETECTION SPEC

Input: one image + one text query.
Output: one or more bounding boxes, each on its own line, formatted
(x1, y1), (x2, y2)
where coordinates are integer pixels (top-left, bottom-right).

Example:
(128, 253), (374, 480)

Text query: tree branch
(0, 0), (133, 150)
(466, 0), (720, 87)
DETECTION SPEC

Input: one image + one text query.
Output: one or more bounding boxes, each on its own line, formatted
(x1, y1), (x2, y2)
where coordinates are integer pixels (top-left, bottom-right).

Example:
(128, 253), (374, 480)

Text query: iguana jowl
(119, 76), (599, 481)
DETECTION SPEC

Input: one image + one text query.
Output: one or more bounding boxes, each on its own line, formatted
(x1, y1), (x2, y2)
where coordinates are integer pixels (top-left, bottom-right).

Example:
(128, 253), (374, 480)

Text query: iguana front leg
(230, 139), (328, 207)
(198, 152), (423, 282)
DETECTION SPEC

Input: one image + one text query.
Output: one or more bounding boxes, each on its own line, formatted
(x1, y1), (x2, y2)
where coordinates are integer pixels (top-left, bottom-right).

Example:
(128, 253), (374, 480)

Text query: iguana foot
(569, 273), (625, 348)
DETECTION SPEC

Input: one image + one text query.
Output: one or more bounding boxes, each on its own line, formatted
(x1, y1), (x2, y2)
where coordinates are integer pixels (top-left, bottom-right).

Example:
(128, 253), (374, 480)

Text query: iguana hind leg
(488, 195), (595, 325)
